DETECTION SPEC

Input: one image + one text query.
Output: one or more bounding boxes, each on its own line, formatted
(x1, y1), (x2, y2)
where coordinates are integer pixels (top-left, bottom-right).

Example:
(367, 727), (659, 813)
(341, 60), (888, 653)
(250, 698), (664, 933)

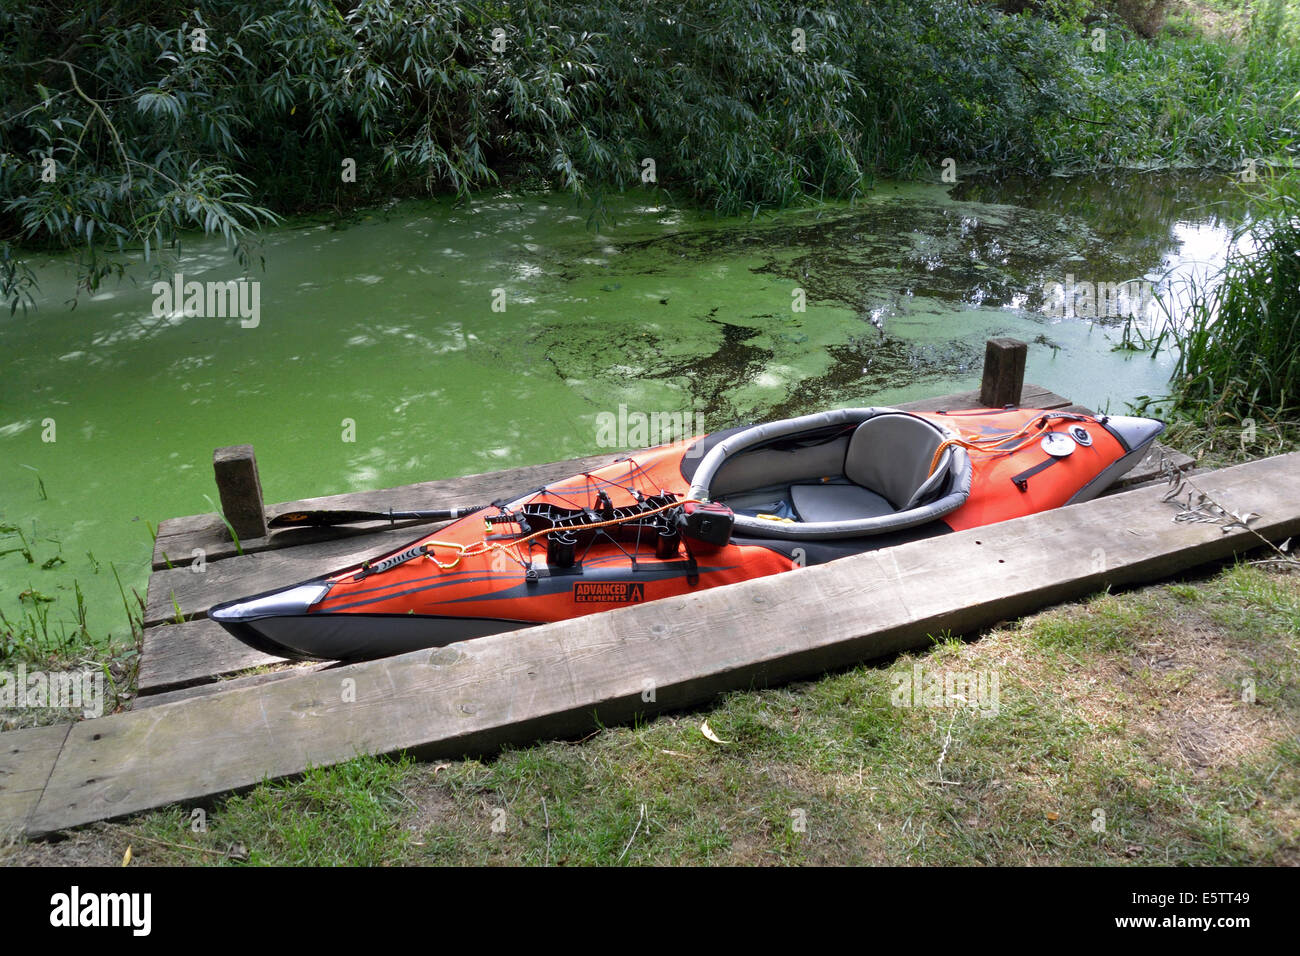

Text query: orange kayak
(211, 405), (1163, 660)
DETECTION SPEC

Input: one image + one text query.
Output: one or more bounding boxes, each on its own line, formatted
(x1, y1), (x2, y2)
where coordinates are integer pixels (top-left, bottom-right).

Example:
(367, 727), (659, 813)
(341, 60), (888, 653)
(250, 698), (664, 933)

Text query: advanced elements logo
(572, 582), (646, 604)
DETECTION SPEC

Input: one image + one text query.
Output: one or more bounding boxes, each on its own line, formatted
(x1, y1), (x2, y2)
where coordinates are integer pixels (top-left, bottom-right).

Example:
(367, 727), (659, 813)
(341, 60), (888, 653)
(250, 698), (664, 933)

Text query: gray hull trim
(230, 613), (530, 662)
(1064, 430), (1166, 506)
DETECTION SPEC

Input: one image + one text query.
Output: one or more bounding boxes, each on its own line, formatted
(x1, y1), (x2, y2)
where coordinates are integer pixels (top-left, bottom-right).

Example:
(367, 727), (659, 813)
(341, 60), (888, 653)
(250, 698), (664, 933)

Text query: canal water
(0, 171), (1247, 651)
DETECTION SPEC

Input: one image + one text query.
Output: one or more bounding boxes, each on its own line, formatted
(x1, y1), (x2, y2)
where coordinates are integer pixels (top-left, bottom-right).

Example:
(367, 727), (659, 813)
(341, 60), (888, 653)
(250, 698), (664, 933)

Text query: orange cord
(926, 414), (1078, 476)
(425, 414), (1090, 571)
(420, 498), (704, 570)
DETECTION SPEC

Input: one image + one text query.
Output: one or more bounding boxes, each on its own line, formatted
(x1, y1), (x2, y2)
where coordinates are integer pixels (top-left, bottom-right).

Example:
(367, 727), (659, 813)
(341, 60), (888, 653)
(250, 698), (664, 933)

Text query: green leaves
(3, 0), (1300, 316)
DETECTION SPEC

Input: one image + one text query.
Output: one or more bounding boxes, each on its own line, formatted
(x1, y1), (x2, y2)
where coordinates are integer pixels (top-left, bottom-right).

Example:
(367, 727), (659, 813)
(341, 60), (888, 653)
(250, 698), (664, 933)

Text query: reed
(1170, 170), (1300, 423)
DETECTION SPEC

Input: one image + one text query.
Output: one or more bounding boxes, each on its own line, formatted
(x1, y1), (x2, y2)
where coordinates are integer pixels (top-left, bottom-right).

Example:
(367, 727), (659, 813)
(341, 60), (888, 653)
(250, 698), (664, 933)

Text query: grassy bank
(7, 557), (1296, 865)
(0, 522), (142, 730)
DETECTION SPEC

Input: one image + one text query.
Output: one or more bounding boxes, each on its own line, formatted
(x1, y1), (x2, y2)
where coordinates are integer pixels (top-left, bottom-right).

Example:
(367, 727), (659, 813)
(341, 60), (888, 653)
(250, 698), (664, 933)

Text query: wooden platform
(3, 447), (1290, 839)
(2, 373), (1221, 839)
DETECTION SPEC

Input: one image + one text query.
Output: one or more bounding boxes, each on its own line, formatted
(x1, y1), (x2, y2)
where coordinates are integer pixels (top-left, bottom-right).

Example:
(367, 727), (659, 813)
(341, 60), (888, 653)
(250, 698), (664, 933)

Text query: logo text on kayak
(152, 273), (261, 328)
(573, 581), (646, 604)
(595, 405), (707, 457)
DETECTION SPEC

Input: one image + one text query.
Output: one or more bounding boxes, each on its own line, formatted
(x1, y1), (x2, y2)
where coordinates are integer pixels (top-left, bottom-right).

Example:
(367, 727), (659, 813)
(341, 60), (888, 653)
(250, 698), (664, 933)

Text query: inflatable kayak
(211, 406), (1164, 661)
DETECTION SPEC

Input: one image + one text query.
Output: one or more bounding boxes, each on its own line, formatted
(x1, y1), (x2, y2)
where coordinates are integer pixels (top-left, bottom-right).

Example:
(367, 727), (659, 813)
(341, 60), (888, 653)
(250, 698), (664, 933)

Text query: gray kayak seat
(687, 407), (972, 540)
(849, 412), (953, 511)
(789, 483), (895, 523)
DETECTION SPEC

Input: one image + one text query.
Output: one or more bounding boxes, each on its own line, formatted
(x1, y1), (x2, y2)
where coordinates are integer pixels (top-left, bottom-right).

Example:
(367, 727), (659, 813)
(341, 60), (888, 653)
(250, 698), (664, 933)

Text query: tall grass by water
(1171, 171), (1300, 424)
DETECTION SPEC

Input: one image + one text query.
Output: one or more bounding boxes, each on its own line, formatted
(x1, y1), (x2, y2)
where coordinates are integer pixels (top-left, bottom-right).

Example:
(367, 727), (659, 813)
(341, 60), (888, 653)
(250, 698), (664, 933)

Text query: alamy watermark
(595, 405), (707, 456)
(152, 272), (260, 328)
(49, 886), (150, 936)
(1041, 274), (1155, 320)
(0, 664), (104, 718)
(891, 663), (1000, 716)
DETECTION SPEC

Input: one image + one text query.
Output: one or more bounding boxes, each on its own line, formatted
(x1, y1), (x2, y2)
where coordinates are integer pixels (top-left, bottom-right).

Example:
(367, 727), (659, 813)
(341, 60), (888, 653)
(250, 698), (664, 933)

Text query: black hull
(219, 613), (530, 662)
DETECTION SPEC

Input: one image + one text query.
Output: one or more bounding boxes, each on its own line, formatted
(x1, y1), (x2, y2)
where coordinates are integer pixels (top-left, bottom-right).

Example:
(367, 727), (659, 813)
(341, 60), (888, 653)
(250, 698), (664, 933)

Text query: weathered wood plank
(0, 723), (71, 837)
(137, 620), (289, 694)
(133, 663), (332, 710)
(1103, 467), (1210, 497)
(888, 383), (1068, 413)
(22, 451), (1299, 838)
(151, 386), (1074, 569)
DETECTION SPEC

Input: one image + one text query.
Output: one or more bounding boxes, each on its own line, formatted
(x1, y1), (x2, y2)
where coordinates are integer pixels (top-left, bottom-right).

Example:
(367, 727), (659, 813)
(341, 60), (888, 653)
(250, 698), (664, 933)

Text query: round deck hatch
(1041, 432), (1077, 457)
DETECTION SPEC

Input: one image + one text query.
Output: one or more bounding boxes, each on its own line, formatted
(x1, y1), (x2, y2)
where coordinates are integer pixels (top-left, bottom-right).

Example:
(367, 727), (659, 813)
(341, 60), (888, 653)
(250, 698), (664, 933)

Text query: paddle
(268, 505), (489, 528)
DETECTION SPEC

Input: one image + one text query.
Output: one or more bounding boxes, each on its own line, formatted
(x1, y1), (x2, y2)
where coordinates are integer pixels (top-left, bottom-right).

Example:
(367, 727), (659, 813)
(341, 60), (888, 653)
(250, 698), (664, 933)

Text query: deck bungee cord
(349, 454), (708, 578)
(411, 494), (704, 573)
(926, 412), (1093, 477)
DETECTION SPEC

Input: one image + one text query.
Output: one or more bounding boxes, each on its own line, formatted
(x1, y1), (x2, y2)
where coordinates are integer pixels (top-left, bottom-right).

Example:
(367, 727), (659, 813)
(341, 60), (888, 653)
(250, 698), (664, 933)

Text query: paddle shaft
(268, 505), (490, 528)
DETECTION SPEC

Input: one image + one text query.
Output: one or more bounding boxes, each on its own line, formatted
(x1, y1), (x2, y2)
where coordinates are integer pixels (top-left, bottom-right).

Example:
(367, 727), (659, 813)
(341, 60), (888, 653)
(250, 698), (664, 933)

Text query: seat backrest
(844, 414), (947, 510)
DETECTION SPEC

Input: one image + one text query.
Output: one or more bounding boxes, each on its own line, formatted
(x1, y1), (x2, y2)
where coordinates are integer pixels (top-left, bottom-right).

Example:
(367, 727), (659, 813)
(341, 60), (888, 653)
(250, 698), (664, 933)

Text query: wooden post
(213, 445), (268, 541)
(979, 337), (1027, 408)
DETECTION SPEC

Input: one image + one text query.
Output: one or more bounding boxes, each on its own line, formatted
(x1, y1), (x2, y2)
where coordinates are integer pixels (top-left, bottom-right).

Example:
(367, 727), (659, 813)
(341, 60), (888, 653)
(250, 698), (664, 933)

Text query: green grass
(1126, 167), (1300, 460)
(1170, 170), (1300, 424)
(15, 561), (1294, 866)
(125, 758), (417, 866)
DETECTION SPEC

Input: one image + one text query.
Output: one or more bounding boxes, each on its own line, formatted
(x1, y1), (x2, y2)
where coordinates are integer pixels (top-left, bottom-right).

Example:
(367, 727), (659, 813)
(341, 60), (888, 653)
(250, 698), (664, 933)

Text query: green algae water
(0, 172), (1247, 655)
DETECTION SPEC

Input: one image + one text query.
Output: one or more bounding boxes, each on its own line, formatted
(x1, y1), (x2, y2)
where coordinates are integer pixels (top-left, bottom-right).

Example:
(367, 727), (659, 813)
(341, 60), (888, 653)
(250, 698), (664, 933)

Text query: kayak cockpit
(686, 408), (972, 540)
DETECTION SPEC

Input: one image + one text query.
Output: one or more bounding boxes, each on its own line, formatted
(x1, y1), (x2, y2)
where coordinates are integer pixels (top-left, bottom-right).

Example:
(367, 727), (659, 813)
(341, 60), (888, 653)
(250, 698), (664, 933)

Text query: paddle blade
(268, 510), (395, 528)
(267, 505), (486, 528)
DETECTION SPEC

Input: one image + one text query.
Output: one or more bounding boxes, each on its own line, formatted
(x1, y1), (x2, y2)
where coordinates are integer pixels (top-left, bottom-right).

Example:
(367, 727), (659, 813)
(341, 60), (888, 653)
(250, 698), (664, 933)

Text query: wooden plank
(888, 383), (1069, 413)
(150, 385), (1073, 570)
(1102, 467), (1210, 497)
(137, 620), (289, 694)
(151, 517), (437, 571)
(20, 451), (1300, 838)
(133, 663), (332, 709)
(0, 723), (71, 837)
